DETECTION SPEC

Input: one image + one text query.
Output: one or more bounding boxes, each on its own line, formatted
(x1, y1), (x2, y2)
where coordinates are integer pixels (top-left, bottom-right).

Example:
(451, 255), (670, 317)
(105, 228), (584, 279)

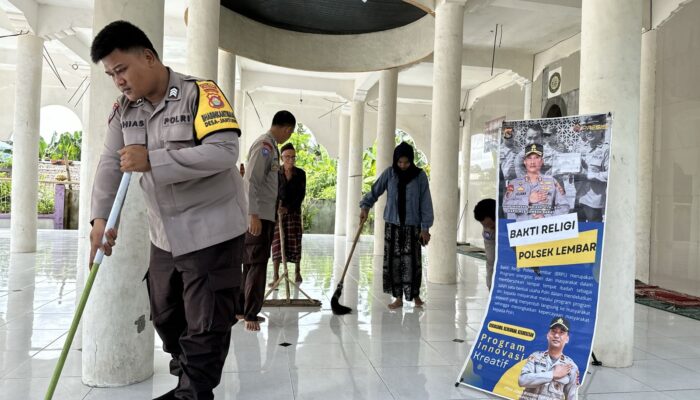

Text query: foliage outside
(0, 173), (55, 214)
(279, 125), (429, 232)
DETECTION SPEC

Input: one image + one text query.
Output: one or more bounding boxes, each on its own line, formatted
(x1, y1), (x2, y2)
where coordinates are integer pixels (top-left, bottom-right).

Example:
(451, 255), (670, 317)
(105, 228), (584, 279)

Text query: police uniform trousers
(239, 219), (275, 321)
(577, 204), (603, 222)
(147, 235), (244, 400)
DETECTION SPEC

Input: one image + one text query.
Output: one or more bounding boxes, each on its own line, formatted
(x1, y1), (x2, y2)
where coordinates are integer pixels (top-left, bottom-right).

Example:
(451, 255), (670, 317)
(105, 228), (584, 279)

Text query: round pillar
(458, 110), (472, 243)
(81, 0), (164, 386)
(427, 0), (466, 284)
(373, 69), (398, 255)
(346, 99), (365, 241)
(579, 0), (642, 368)
(186, 0), (220, 79)
(217, 49), (236, 104)
(334, 113), (351, 237)
(10, 34), (44, 253)
(636, 29), (656, 283)
(523, 82), (532, 119)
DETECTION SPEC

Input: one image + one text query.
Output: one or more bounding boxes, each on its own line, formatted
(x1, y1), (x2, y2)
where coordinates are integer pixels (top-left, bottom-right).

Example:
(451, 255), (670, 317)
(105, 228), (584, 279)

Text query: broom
(45, 172), (132, 400)
(331, 219), (365, 315)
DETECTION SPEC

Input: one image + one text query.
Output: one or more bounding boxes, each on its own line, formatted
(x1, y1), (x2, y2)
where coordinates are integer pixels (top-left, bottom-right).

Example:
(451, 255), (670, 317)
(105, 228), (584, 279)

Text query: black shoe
(153, 388), (177, 400)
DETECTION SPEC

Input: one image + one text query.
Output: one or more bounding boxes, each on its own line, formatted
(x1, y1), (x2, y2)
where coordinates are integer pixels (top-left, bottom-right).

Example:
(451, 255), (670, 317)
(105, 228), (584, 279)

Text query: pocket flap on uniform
(164, 126), (195, 142)
(123, 130), (146, 146)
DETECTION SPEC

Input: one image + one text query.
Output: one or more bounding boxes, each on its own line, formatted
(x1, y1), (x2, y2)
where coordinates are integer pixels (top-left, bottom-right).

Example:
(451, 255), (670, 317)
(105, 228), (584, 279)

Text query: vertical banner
(458, 114), (612, 400)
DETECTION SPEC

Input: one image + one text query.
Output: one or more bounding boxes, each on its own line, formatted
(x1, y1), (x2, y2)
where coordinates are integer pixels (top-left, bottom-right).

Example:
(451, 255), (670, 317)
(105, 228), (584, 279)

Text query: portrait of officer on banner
(518, 316), (579, 400)
(572, 115), (610, 223)
(502, 143), (570, 221)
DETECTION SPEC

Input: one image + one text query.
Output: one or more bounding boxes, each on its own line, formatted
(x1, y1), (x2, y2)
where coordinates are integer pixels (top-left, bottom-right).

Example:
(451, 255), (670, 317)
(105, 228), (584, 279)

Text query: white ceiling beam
(37, 5), (92, 38)
(59, 35), (90, 64)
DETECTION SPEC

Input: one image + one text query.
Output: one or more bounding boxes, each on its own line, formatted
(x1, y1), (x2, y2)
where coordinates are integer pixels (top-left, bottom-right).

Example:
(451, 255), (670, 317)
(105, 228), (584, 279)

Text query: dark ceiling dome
(221, 0), (427, 35)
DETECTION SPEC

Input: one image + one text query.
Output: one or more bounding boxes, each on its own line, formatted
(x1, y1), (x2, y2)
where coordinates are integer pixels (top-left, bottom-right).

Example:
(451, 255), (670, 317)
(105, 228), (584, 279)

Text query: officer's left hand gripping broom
(45, 172), (132, 400)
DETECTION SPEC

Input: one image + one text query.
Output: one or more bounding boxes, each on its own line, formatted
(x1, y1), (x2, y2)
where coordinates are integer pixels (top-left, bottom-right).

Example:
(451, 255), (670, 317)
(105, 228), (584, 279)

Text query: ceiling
(221, 0), (426, 35)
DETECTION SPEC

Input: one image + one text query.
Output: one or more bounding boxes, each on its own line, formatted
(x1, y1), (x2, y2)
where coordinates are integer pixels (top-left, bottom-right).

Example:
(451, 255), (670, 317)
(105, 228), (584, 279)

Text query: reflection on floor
(1, 230), (700, 399)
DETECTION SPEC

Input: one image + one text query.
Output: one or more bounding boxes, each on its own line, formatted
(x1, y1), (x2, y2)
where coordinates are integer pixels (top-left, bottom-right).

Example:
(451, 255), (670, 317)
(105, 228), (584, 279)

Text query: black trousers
(147, 235), (244, 400)
(238, 219), (275, 322)
(577, 204), (603, 222)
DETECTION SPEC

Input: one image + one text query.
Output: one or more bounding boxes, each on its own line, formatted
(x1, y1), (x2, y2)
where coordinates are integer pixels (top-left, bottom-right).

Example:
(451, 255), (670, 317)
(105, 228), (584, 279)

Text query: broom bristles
(331, 285), (352, 315)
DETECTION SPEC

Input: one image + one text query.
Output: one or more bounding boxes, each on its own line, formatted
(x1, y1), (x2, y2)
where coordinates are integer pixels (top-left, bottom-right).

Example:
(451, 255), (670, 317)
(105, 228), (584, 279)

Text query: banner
(458, 114), (612, 400)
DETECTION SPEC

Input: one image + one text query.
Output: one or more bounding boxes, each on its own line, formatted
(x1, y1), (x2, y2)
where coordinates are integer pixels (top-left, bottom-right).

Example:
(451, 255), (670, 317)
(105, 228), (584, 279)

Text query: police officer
(502, 143), (570, 221)
(574, 115), (609, 222)
(501, 127), (519, 181)
(238, 111), (296, 332)
(88, 21), (246, 400)
(519, 317), (579, 400)
(516, 124), (544, 178)
(541, 126), (567, 176)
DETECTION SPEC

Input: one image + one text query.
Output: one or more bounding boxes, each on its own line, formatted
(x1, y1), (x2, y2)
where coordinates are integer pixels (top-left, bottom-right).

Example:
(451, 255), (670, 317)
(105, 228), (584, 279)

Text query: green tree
(45, 131), (82, 161)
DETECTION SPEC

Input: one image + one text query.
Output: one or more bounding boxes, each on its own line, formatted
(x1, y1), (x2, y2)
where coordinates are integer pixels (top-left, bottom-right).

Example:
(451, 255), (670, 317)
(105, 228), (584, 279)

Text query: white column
(10, 34), (44, 253)
(523, 82), (532, 119)
(186, 0), (219, 80)
(346, 97), (365, 241)
(334, 113), (351, 237)
(458, 110), (472, 243)
(428, 0), (466, 284)
(579, 0), (642, 368)
(636, 29), (656, 283)
(81, 0), (164, 386)
(217, 49), (236, 104)
(373, 69), (398, 255)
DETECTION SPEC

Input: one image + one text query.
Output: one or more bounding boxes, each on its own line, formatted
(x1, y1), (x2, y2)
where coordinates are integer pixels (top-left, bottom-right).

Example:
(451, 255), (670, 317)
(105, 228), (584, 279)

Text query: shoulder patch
(108, 102), (119, 123)
(193, 80), (240, 141)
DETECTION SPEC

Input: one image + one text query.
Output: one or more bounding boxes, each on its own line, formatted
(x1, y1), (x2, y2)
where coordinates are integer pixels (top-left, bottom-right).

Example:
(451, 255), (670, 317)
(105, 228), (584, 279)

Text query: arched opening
(39, 105), (83, 162)
(542, 97), (568, 118)
(546, 104), (563, 118)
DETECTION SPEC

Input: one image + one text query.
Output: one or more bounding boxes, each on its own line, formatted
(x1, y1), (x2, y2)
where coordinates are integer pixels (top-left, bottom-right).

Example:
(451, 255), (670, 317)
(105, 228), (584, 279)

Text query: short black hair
(90, 20), (159, 64)
(280, 143), (295, 153)
(473, 198), (496, 222)
(272, 111), (296, 129)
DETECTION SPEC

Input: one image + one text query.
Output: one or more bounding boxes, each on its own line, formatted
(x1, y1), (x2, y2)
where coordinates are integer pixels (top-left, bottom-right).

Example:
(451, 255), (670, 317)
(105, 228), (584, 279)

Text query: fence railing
(0, 177), (80, 229)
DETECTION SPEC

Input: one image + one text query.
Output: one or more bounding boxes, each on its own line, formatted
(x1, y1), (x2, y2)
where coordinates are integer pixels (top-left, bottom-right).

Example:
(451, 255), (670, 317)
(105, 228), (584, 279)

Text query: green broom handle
(45, 172), (132, 400)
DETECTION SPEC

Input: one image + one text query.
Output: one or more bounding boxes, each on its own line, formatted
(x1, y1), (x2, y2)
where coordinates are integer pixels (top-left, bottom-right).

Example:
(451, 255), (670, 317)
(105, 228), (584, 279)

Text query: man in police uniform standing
(519, 317), (579, 400)
(501, 127), (519, 181)
(516, 124), (544, 178)
(574, 115), (609, 222)
(238, 111), (296, 332)
(502, 143), (570, 221)
(88, 21), (246, 400)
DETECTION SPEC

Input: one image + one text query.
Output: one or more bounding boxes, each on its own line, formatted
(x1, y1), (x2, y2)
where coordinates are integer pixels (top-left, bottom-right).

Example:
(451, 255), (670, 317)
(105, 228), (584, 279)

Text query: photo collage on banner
(458, 113), (612, 400)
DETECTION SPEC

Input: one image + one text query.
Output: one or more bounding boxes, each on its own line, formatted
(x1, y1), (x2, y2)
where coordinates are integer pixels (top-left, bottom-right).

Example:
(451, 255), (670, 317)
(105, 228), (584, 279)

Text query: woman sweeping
(360, 142), (434, 309)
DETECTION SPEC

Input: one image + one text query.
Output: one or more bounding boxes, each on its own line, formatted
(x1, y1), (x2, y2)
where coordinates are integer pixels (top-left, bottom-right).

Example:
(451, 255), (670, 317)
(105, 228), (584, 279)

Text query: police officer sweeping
(89, 21), (247, 400)
(519, 317), (579, 400)
(238, 111), (296, 332)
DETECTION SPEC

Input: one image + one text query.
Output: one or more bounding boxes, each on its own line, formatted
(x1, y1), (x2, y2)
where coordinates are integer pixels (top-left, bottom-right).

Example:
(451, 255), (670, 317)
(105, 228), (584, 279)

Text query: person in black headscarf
(360, 142), (434, 309)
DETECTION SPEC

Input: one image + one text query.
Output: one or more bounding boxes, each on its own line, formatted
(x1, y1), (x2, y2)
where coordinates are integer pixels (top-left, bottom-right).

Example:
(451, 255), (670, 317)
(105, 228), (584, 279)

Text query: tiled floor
(1, 230), (700, 399)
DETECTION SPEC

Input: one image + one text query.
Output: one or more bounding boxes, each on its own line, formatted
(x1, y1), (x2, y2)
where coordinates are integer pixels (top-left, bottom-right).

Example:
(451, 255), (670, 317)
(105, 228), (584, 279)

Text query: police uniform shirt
(542, 143), (566, 176)
(500, 146), (519, 180)
(519, 351), (578, 400)
(575, 141), (609, 209)
(502, 174), (570, 221)
(244, 132), (280, 222)
(91, 68), (248, 257)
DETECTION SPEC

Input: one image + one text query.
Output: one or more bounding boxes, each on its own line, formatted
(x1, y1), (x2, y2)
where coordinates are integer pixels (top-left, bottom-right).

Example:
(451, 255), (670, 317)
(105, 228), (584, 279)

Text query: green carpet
(635, 297), (700, 321)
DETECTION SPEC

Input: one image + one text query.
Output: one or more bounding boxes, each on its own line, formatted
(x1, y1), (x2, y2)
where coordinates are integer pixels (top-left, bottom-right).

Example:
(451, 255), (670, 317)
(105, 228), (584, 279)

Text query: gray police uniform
(239, 132), (280, 322)
(574, 141), (609, 222)
(500, 146), (519, 181)
(91, 68), (246, 398)
(542, 143), (565, 176)
(519, 351), (579, 400)
(502, 175), (570, 221)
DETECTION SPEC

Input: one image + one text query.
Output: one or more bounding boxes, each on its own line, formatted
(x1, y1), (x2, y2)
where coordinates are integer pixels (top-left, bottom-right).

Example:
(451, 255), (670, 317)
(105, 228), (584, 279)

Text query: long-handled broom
(263, 213), (321, 307)
(331, 219), (365, 315)
(45, 172), (132, 400)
